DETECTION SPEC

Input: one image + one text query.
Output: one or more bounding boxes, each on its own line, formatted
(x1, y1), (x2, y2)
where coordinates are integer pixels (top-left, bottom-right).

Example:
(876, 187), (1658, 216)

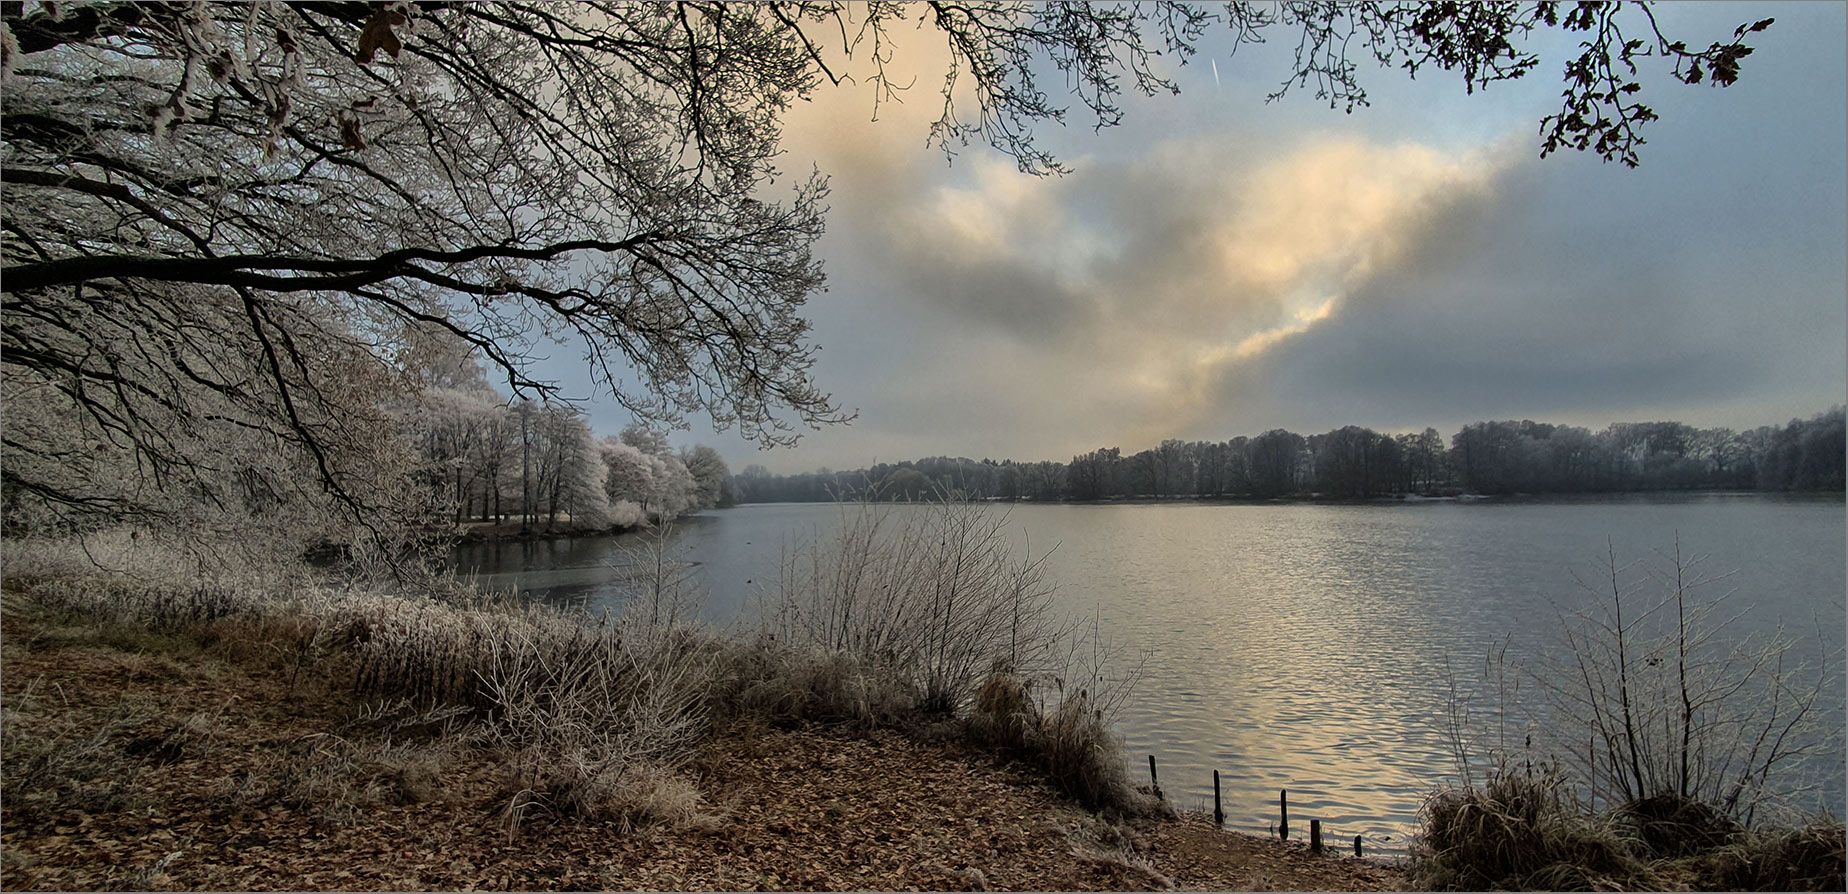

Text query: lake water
(451, 494), (1846, 851)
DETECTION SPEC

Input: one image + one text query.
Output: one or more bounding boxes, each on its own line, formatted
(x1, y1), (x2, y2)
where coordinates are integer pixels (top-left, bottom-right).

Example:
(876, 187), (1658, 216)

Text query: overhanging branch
(2, 234), (665, 294)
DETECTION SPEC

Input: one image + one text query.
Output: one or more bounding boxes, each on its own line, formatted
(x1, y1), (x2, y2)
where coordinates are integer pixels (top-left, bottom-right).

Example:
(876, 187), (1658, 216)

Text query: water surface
(451, 494), (1846, 850)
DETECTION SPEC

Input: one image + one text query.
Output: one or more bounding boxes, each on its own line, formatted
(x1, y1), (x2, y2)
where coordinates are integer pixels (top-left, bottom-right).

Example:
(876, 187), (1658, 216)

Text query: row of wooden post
(1148, 757), (1364, 858)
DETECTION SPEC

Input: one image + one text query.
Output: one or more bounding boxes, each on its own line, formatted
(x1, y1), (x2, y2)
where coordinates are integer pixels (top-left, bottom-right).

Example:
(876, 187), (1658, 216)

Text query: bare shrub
(1417, 538), (1843, 890)
(1545, 539), (1840, 824)
(607, 523), (705, 631)
(764, 497), (1073, 714)
(761, 496), (1154, 811)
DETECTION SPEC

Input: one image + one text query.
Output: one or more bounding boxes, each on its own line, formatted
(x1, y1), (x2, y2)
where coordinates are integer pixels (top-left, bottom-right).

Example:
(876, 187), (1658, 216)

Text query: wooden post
(1310, 819), (1323, 855)
(1212, 770), (1223, 827)
(1148, 755), (1158, 788)
(1279, 789), (1289, 841)
(1354, 834), (1363, 858)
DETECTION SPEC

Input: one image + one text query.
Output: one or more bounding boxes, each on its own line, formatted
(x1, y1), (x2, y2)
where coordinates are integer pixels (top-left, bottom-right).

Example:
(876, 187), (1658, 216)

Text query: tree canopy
(731, 410), (1847, 504)
(0, 1), (1774, 535)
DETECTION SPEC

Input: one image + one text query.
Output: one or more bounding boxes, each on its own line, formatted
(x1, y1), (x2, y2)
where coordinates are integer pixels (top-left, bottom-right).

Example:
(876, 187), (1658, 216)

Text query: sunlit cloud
(1229, 296), (1339, 361)
(764, 14), (1516, 457)
(854, 134), (1510, 452)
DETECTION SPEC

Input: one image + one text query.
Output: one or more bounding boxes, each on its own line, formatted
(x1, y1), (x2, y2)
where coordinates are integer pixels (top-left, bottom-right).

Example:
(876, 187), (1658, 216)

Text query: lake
(451, 494), (1846, 851)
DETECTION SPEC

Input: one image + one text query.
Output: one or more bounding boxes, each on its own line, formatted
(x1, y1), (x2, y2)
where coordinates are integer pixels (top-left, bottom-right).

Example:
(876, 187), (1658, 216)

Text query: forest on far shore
(732, 409), (1848, 504)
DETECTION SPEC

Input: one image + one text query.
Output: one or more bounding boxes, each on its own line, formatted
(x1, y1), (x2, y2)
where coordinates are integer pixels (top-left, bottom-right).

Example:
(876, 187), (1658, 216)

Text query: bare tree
(3, 2), (843, 532)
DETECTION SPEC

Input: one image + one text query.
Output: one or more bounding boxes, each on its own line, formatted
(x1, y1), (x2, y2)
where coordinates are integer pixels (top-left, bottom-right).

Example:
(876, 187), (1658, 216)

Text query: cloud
(828, 134), (1512, 455)
(1246, 153), (1848, 435)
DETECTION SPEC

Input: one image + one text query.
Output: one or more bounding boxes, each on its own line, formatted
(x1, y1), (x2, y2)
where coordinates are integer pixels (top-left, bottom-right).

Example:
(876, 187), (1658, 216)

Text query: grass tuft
(965, 668), (1151, 815)
(1617, 792), (1743, 859)
(1411, 770), (1650, 891)
(1696, 818), (1847, 892)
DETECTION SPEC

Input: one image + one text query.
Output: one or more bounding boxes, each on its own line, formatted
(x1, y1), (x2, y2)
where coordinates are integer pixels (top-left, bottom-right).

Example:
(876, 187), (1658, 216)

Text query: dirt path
(1, 603), (1406, 891)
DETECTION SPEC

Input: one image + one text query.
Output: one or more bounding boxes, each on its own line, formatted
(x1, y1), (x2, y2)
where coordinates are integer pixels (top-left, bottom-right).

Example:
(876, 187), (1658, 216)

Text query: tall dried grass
(1698, 818), (1848, 891)
(5, 530), (719, 833)
(1412, 769), (1649, 890)
(964, 661), (1154, 815)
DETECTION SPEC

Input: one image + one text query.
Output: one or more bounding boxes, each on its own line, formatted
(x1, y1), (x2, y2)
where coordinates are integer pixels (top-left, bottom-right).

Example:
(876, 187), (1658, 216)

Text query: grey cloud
(1241, 152), (1845, 434)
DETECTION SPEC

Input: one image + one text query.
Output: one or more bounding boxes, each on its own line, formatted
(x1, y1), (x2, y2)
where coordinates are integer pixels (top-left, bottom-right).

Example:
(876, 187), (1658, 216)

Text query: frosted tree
(646, 452), (697, 521)
(516, 404), (608, 528)
(599, 437), (657, 528)
(680, 445), (732, 510)
(2, 2), (843, 533)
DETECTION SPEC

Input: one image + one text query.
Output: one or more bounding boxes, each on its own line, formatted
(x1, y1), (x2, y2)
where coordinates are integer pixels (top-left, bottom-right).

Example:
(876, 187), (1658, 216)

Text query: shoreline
(0, 587), (1404, 891)
(3, 545), (1839, 891)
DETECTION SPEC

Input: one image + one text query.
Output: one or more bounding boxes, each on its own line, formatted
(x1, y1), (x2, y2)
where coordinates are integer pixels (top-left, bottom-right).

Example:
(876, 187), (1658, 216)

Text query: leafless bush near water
(1415, 538), (1844, 890)
(756, 496), (1153, 812)
(1547, 539), (1841, 826)
(761, 497), (1078, 713)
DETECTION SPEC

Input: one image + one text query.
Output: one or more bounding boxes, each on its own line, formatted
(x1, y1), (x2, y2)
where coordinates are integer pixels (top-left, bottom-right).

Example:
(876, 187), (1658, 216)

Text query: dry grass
(218, 734), (452, 827)
(965, 668), (1154, 816)
(500, 760), (713, 836)
(1, 701), (160, 825)
(709, 635), (919, 727)
(1615, 792), (1743, 859)
(1411, 770), (1650, 891)
(1693, 818), (1847, 891)
(1, 515), (1165, 853)
(1411, 769), (1846, 891)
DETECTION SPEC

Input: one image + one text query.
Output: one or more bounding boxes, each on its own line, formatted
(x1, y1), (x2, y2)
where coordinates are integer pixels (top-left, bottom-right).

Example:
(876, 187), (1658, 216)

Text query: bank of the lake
(8, 522), (1842, 892)
(0, 583), (1402, 892)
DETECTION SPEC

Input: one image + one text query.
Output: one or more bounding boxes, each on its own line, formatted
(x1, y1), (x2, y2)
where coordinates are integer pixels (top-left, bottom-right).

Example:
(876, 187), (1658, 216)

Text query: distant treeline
(732, 409), (1847, 503)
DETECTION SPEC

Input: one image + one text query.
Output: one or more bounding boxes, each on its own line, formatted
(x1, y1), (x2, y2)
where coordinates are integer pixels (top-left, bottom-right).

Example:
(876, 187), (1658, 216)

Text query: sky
(542, 3), (1848, 475)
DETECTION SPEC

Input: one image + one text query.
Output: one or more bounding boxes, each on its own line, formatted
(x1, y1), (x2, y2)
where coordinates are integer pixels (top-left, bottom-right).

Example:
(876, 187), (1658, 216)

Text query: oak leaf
(356, 10), (407, 64)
